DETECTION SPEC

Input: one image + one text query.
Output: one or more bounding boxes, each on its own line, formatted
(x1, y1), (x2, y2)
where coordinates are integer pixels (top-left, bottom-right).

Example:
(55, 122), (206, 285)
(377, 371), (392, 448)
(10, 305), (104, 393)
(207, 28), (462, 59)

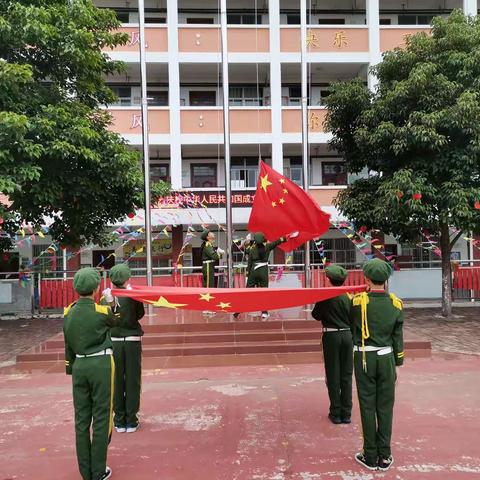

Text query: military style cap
(200, 229), (210, 241)
(109, 263), (131, 286)
(363, 258), (392, 283)
(325, 264), (348, 282)
(73, 267), (100, 295)
(254, 232), (266, 244)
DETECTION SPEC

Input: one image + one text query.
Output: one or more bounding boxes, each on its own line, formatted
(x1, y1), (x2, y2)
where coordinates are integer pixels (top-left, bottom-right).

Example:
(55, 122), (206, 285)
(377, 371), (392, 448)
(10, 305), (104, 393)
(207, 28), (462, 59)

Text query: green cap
(325, 264), (348, 282)
(254, 232), (265, 244)
(200, 229), (210, 241)
(363, 258), (392, 283)
(109, 263), (131, 286)
(73, 267), (100, 295)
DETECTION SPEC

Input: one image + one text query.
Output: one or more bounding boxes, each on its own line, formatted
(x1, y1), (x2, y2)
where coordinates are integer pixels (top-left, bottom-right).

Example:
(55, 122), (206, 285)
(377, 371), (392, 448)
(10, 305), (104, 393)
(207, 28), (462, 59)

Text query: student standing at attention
(101, 264), (145, 434)
(311, 264), (353, 425)
(64, 267), (119, 480)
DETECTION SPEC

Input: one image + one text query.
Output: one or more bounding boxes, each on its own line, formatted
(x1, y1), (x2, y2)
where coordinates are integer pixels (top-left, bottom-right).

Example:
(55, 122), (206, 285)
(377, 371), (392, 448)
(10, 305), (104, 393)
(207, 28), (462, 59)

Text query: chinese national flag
(248, 161), (330, 252)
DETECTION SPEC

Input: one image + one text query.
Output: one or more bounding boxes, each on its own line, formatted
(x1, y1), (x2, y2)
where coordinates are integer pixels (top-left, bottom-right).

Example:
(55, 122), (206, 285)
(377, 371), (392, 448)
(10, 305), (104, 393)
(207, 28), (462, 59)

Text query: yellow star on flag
(260, 174), (273, 192)
(217, 302), (231, 310)
(283, 188), (288, 194)
(271, 201), (277, 208)
(199, 293), (215, 302)
(279, 198), (285, 205)
(279, 178), (286, 184)
(148, 296), (187, 309)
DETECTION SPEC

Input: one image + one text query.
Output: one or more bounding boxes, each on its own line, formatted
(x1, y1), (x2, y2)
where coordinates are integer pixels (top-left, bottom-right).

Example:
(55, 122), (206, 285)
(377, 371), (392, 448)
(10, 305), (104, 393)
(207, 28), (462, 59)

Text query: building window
(147, 90), (168, 106)
(32, 245), (63, 276)
(189, 91), (217, 106)
(145, 16), (166, 23)
(114, 10), (130, 23)
(379, 18), (392, 25)
(287, 86), (302, 106)
(284, 157), (303, 187)
(318, 18), (346, 25)
(186, 17), (215, 24)
(150, 164), (169, 183)
(229, 86), (263, 106)
(287, 14), (300, 24)
(110, 86), (132, 106)
(322, 162), (347, 185)
(191, 164), (217, 188)
(311, 238), (356, 266)
(398, 14), (434, 25)
(227, 14), (262, 24)
(319, 88), (331, 106)
(400, 245), (437, 268)
(231, 158), (259, 188)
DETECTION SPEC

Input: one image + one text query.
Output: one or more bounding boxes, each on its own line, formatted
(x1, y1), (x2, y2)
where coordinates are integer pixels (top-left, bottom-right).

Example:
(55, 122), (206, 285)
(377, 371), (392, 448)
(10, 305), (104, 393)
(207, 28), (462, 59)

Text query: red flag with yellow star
(112, 284), (365, 313)
(248, 161), (331, 251)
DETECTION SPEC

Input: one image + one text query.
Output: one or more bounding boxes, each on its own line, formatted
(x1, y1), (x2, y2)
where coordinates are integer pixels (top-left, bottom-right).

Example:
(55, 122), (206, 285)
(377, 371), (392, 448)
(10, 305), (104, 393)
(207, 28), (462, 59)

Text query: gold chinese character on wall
(333, 30), (348, 48)
(306, 31), (318, 48)
(309, 112), (320, 131)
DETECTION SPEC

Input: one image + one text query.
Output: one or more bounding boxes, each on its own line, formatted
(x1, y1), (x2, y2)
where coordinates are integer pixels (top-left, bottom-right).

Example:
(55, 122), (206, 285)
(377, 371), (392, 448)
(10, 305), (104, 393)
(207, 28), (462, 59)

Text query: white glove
(217, 248), (225, 256)
(246, 233), (252, 242)
(102, 288), (114, 303)
(126, 283), (133, 290)
(289, 231), (299, 238)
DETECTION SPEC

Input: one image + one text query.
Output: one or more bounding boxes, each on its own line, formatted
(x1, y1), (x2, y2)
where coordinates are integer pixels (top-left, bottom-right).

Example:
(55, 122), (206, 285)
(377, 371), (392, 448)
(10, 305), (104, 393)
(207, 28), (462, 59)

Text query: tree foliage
(325, 10), (480, 315)
(0, 0), (170, 249)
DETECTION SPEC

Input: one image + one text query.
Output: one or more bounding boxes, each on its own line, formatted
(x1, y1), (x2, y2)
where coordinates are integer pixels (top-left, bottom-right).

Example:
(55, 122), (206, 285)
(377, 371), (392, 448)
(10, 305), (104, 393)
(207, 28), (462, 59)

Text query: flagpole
(300, 0), (311, 288)
(220, 0), (234, 288)
(138, 0), (154, 294)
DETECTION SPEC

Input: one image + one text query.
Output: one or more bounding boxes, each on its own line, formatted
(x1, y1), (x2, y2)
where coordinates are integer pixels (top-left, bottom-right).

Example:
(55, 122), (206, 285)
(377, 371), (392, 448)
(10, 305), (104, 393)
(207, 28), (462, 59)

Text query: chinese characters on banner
(155, 191), (255, 209)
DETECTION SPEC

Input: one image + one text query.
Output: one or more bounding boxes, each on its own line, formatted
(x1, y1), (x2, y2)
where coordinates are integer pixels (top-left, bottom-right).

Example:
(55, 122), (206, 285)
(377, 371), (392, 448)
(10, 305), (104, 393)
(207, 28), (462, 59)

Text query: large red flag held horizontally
(248, 161), (331, 252)
(112, 284), (366, 313)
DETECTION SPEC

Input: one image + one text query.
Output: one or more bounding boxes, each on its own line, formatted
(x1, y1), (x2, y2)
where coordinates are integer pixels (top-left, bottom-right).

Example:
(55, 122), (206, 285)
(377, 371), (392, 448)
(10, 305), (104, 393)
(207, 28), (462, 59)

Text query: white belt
(203, 260), (214, 264)
(253, 262), (268, 270)
(323, 328), (350, 332)
(76, 348), (113, 358)
(354, 346), (393, 356)
(111, 336), (142, 342)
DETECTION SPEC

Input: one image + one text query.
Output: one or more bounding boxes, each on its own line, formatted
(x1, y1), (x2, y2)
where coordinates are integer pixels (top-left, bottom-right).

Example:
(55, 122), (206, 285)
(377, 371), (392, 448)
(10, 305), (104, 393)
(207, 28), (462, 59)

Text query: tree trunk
(439, 222), (453, 317)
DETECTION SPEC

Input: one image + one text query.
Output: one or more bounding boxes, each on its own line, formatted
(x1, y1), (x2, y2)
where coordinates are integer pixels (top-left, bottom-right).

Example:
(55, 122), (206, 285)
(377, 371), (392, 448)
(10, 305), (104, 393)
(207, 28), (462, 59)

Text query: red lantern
(127, 212), (135, 219)
(412, 193), (422, 200)
(474, 201), (480, 210)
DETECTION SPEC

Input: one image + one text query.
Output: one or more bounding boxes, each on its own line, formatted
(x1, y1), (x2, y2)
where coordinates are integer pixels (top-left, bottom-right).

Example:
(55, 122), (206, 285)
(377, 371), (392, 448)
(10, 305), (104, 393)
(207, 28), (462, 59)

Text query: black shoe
(355, 452), (377, 471)
(341, 417), (351, 424)
(101, 466), (112, 480)
(328, 413), (342, 424)
(233, 313), (239, 319)
(378, 455), (394, 471)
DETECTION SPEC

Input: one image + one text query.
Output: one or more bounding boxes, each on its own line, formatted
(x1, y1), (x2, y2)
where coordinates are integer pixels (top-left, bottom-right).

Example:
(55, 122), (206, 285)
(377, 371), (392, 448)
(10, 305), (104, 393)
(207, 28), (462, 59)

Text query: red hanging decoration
(474, 201), (480, 210)
(127, 212), (135, 219)
(412, 193), (422, 200)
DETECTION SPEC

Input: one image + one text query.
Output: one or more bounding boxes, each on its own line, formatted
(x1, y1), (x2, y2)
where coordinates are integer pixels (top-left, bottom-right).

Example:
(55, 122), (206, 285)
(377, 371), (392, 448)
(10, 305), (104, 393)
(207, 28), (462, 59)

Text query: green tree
(325, 10), (480, 317)
(0, 0), (170, 250)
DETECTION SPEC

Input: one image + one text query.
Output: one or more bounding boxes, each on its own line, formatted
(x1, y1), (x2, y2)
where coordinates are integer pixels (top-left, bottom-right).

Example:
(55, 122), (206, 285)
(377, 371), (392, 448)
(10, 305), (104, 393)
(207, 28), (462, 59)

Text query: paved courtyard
(0, 307), (479, 479)
(1, 353), (479, 479)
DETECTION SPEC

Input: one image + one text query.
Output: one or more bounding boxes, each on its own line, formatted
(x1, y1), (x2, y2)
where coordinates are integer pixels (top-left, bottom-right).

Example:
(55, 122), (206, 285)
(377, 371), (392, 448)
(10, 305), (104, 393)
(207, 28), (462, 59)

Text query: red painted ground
(1, 352), (479, 479)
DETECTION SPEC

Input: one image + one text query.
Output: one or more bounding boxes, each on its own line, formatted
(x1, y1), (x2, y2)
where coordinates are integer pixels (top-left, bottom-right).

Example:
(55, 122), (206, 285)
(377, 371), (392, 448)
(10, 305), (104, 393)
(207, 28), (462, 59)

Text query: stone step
(42, 328), (323, 350)
(16, 336), (431, 363)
